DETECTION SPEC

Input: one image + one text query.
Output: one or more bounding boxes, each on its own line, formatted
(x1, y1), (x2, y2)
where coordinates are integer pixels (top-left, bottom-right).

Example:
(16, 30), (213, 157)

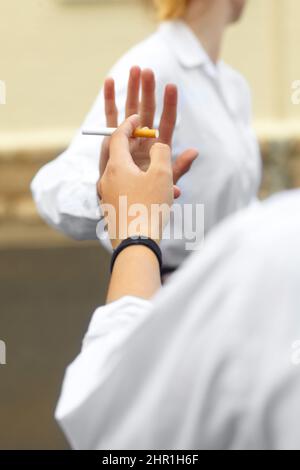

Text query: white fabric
(56, 190), (300, 450)
(31, 20), (261, 267)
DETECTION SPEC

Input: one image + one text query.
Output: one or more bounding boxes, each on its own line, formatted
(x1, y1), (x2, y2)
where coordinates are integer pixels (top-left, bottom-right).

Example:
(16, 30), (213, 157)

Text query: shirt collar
(159, 20), (217, 70)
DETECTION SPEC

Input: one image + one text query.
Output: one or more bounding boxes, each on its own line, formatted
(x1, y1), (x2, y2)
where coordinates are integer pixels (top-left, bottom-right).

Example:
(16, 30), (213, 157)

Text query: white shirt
(56, 190), (300, 450)
(31, 20), (261, 268)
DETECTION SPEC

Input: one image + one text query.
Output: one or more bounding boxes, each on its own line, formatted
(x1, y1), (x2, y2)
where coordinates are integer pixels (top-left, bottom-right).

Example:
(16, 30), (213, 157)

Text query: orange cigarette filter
(133, 128), (159, 139)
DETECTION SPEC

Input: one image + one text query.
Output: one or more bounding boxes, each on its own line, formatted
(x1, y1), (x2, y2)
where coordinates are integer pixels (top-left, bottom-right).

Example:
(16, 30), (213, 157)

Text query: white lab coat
(31, 20), (261, 268)
(56, 189), (300, 450)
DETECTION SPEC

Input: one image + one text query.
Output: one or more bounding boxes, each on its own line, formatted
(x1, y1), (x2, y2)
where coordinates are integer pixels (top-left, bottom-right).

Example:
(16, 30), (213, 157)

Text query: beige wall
(1, 0), (300, 146)
(0, 0), (155, 144)
(223, 0), (300, 137)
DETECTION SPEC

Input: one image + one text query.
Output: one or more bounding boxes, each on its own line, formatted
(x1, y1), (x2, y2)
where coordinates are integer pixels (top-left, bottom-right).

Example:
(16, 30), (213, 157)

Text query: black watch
(110, 236), (163, 274)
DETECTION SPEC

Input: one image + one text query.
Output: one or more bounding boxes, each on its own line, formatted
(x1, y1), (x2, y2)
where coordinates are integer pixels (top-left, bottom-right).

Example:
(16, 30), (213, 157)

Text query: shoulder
(220, 62), (253, 120)
(221, 62), (252, 101)
(210, 190), (300, 262)
(221, 62), (250, 90)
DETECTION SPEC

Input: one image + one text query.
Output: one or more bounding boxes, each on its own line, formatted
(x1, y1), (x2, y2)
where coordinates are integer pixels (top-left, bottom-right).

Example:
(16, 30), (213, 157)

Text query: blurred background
(1, 0), (300, 449)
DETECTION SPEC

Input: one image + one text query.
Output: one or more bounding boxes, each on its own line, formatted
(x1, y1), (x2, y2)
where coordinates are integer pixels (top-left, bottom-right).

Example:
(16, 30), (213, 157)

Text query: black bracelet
(110, 236), (163, 274)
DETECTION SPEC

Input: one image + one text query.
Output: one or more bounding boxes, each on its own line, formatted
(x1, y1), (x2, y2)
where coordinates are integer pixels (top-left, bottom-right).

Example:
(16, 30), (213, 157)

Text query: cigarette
(82, 128), (159, 139)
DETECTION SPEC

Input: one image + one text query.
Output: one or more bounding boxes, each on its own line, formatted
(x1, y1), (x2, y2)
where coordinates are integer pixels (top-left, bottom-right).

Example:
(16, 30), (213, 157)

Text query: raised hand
(99, 115), (174, 248)
(99, 66), (198, 199)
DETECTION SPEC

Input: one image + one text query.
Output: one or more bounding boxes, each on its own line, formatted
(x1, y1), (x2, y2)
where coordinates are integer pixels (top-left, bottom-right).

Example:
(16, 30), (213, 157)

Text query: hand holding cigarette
(99, 115), (174, 248)
(97, 66), (198, 198)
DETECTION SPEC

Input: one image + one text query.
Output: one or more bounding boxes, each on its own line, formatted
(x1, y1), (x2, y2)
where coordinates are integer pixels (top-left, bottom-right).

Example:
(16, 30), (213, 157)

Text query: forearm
(106, 245), (161, 303)
(31, 151), (100, 239)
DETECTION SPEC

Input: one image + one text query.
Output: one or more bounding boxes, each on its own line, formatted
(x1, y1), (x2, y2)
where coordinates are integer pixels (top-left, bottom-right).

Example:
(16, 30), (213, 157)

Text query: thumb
(110, 114), (140, 163)
(100, 136), (110, 176)
(149, 142), (172, 174)
(172, 149), (198, 184)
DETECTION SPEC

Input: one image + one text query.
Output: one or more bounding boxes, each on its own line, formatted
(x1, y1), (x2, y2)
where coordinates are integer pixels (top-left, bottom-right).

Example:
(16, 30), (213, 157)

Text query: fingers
(159, 84), (178, 145)
(140, 69), (156, 128)
(172, 149), (199, 184)
(105, 71), (177, 143)
(125, 66), (141, 118)
(104, 78), (118, 127)
(149, 142), (172, 174)
(110, 115), (140, 164)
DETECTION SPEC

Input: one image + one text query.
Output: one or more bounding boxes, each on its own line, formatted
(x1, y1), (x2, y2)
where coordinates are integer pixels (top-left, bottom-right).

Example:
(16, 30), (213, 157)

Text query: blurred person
(56, 116), (300, 450)
(31, 0), (261, 272)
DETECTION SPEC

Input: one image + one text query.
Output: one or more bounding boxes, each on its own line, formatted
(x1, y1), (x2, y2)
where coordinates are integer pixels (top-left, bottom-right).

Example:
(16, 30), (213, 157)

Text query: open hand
(98, 66), (198, 200)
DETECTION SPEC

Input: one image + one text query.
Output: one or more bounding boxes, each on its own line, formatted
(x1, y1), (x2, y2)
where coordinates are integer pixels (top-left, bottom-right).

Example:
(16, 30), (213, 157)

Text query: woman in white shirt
(56, 116), (300, 450)
(31, 0), (261, 270)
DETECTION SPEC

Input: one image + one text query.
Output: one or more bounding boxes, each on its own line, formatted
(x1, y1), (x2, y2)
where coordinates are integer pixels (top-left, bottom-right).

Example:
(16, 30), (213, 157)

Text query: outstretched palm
(99, 66), (198, 198)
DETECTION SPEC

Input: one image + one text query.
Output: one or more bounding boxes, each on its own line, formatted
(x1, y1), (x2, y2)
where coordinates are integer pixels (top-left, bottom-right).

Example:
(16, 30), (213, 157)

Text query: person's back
(56, 186), (300, 449)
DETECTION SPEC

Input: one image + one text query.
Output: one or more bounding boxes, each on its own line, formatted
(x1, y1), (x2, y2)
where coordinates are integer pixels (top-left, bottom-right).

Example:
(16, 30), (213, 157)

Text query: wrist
(111, 229), (161, 250)
(103, 200), (169, 249)
(107, 244), (162, 303)
(111, 236), (162, 275)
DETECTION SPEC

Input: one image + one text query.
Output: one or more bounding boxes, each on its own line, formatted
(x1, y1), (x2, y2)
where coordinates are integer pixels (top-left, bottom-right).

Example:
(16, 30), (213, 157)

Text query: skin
(101, 116), (174, 303)
(99, 67), (198, 199)
(183, 0), (247, 63)
(98, 69), (198, 303)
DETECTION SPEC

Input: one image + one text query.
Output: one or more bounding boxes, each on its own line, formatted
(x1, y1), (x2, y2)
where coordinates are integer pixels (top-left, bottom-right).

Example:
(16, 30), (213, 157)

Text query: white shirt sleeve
(55, 296), (152, 449)
(31, 78), (128, 241)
